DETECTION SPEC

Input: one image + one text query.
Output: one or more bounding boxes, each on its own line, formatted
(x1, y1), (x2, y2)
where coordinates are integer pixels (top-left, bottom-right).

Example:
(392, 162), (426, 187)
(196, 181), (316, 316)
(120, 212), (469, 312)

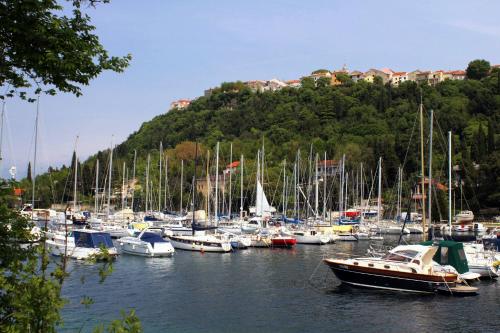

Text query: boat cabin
(74, 230), (114, 249)
(140, 232), (168, 245)
(421, 240), (469, 274)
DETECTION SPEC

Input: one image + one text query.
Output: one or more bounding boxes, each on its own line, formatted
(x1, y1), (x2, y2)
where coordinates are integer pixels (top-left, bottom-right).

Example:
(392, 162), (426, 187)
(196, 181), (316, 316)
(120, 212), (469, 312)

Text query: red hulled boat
(271, 236), (296, 248)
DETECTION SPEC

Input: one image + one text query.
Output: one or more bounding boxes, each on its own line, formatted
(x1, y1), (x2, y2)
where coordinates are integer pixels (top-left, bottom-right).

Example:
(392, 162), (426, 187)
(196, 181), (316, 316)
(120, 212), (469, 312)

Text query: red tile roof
(226, 161), (240, 169)
(316, 159), (338, 167)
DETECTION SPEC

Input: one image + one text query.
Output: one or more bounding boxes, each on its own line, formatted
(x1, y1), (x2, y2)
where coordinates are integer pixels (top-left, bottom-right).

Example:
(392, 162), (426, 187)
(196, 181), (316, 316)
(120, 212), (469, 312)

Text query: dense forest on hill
(22, 61), (500, 218)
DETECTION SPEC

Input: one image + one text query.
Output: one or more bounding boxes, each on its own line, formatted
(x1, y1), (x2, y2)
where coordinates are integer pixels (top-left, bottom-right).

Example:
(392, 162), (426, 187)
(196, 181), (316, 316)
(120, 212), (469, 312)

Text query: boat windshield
(382, 250), (419, 262)
(74, 231), (114, 248)
(140, 232), (166, 245)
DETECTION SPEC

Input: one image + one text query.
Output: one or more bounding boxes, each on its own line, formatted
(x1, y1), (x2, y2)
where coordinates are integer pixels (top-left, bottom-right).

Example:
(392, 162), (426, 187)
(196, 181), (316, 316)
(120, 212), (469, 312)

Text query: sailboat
(166, 143), (232, 253)
(64, 137), (88, 226)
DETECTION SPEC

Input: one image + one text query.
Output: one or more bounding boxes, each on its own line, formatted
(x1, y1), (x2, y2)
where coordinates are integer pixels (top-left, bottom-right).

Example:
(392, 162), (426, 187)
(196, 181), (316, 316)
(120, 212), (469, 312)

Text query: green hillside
(23, 61), (500, 217)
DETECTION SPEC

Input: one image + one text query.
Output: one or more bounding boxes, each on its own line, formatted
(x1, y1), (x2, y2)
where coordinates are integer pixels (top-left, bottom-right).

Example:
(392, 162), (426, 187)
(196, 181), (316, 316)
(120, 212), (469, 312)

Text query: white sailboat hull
(293, 233), (330, 245)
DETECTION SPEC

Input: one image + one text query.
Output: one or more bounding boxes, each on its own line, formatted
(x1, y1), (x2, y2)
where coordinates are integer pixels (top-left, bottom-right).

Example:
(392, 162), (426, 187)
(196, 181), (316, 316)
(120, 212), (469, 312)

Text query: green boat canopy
(421, 240), (469, 274)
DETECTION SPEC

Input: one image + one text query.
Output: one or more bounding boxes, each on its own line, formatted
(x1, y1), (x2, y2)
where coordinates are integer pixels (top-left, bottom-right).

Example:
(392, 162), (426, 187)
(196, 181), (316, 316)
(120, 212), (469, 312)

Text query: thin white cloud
(445, 20), (500, 37)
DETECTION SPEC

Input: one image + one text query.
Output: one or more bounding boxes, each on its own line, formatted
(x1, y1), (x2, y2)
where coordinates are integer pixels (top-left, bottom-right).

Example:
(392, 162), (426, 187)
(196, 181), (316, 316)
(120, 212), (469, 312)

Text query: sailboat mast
(95, 159), (99, 215)
(32, 97), (40, 212)
(315, 153), (319, 217)
(339, 154), (345, 219)
(360, 162), (364, 206)
(0, 100), (5, 173)
(293, 162), (297, 218)
(131, 150), (136, 210)
(396, 167), (402, 220)
(261, 140), (264, 217)
(228, 143), (233, 219)
(297, 150), (300, 218)
(282, 159), (286, 216)
(428, 109), (434, 225)
(180, 160), (183, 213)
(345, 172), (349, 215)
(145, 153), (150, 213)
(192, 142), (198, 234)
(206, 150), (210, 220)
(73, 136), (79, 212)
(107, 137), (114, 217)
(448, 131), (452, 232)
(215, 142), (219, 222)
(164, 155), (168, 209)
(121, 162), (126, 209)
(240, 154), (244, 219)
(256, 150), (260, 216)
(323, 152), (327, 222)
(377, 157), (382, 223)
(159, 142), (162, 212)
(419, 101), (427, 240)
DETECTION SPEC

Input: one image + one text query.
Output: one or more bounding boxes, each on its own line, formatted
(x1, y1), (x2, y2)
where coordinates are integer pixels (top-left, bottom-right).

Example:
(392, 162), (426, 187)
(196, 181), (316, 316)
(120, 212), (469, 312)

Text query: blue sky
(2, 0), (500, 179)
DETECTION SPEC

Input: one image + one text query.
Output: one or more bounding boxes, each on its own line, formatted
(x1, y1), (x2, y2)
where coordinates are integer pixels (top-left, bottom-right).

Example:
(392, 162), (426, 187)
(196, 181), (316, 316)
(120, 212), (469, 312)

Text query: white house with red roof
(444, 70), (466, 80)
(170, 99), (191, 110)
(391, 71), (408, 86)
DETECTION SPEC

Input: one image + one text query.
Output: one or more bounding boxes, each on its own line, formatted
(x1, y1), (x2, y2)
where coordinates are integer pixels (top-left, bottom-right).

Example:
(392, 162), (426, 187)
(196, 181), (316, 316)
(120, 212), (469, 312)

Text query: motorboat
(292, 229), (329, 245)
(323, 244), (476, 294)
(216, 221), (243, 235)
(406, 224), (424, 234)
(454, 210), (474, 223)
(453, 224), (470, 232)
(463, 243), (499, 278)
(282, 228), (329, 245)
(119, 229), (175, 257)
(20, 204), (57, 221)
(65, 207), (88, 226)
(166, 230), (232, 253)
(373, 222), (410, 235)
(89, 220), (131, 238)
(241, 219), (262, 234)
(482, 228), (500, 251)
(472, 222), (486, 233)
(421, 240), (481, 281)
(223, 233), (252, 249)
(46, 229), (117, 260)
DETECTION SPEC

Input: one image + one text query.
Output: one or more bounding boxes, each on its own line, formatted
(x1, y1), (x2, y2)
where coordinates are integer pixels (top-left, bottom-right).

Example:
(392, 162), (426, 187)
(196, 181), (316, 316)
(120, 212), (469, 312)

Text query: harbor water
(60, 235), (500, 333)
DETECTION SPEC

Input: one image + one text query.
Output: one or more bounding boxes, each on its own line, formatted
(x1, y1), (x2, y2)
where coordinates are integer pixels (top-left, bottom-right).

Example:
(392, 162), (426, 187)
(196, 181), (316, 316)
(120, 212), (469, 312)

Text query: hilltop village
(169, 65), (500, 110)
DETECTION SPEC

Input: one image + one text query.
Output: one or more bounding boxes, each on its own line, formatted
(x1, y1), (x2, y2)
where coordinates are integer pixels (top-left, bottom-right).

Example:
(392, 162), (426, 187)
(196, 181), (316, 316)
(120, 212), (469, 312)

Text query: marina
(2, 1), (500, 332)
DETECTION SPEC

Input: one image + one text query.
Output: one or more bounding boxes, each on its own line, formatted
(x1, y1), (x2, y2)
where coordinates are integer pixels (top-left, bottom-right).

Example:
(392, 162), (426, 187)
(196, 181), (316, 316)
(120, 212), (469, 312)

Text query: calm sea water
(59, 236), (500, 333)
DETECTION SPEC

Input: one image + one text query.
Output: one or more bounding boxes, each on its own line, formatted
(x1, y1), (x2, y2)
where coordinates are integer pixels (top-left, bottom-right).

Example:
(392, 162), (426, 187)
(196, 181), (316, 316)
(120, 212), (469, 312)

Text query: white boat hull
(338, 234), (358, 241)
(119, 239), (174, 257)
(46, 241), (117, 260)
(294, 234), (330, 244)
(167, 235), (232, 252)
(250, 235), (271, 247)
